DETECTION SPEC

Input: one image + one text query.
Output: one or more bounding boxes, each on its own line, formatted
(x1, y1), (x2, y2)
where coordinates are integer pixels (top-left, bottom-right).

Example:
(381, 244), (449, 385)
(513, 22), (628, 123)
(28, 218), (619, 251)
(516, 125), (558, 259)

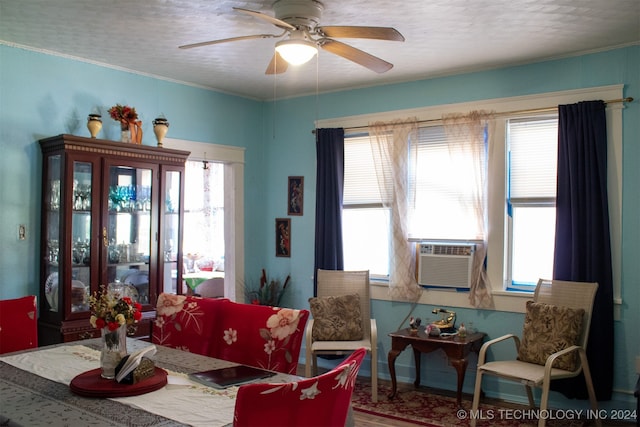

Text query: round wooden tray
(70, 367), (167, 397)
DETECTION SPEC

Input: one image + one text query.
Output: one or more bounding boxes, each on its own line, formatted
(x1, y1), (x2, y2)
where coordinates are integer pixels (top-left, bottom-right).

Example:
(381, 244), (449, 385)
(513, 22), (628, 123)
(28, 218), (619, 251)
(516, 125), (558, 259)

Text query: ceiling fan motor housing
(273, 0), (324, 30)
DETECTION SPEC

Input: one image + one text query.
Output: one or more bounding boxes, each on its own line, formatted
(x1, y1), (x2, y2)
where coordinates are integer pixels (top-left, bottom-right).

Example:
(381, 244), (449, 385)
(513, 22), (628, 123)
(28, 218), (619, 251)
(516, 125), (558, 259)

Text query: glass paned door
(70, 161), (92, 314)
(106, 165), (153, 304)
(44, 155), (62, 313)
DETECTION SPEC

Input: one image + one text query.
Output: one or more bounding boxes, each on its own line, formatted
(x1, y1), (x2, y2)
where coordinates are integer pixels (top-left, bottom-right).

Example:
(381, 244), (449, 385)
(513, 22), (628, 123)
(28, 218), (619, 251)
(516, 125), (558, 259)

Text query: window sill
(371, 281), (623, 316)
(371, 281), (532, 313)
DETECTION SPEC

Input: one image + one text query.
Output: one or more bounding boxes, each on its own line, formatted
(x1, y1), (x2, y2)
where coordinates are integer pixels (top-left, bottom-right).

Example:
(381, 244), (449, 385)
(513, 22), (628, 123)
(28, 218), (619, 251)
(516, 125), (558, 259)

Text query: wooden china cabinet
(38, 134), (189, 345)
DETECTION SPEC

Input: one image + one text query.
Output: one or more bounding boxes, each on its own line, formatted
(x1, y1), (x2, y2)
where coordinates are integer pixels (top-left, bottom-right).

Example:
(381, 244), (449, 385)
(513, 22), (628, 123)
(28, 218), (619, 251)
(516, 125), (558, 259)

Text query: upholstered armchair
(305, 269), (378, 402)
(471, 279), (600, 427)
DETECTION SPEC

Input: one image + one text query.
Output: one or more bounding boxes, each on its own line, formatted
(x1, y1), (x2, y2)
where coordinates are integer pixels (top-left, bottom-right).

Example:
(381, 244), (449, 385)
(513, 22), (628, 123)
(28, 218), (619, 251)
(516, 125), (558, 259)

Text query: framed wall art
(275, 218), (291, 258)
(287, 176), (304, 216)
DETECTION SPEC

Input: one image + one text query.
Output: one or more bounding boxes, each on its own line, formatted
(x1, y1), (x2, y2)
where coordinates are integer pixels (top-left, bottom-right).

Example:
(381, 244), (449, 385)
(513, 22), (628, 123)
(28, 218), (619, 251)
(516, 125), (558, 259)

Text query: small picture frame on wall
(287, 176), (304, 216)
(275, 218), (291, 258)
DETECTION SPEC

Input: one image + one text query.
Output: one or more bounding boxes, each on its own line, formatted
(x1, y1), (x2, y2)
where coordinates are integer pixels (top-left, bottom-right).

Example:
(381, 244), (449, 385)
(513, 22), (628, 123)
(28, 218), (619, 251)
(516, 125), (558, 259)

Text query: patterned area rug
(351, 381), (595, 427)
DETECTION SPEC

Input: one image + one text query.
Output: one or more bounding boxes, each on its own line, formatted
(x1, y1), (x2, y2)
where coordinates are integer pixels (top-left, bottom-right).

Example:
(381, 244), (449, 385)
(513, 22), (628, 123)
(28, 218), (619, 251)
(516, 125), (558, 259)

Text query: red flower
(89, 285), (141, 330)
(107, 321), (120, 331)
(108, 104), (138, 123)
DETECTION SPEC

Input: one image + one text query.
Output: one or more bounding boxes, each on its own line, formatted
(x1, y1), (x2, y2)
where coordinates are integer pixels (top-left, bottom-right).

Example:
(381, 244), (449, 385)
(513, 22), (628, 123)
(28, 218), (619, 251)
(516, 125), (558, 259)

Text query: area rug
(351, 381), (594, 427)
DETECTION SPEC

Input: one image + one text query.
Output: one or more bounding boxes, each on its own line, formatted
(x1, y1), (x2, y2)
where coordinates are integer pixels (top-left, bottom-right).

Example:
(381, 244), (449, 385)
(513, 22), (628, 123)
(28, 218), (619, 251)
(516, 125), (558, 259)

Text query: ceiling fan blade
(320, 39), (393, 73)
(179, 34), (278, 50)
(317, 26), (405, 42)
(265, 52), (289, 75)
(233, 7), (296, 31)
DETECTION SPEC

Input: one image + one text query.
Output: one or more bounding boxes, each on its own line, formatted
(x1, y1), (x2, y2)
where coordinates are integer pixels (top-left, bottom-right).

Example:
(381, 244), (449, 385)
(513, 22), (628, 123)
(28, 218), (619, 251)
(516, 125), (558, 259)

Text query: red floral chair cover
(215, 302), (310, 375)
(152, 294), (309, 375)
(152, 293), (226, 356)
(233, 347), (366, 427)
(0, 295), (38, 354)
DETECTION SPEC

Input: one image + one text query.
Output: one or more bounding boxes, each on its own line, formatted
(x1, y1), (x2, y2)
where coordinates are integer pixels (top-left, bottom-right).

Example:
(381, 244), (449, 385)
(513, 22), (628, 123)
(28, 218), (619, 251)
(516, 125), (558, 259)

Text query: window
(343, 135), (391, 277)
(506, 117), (558, 290)
(409, 125), (485, 240)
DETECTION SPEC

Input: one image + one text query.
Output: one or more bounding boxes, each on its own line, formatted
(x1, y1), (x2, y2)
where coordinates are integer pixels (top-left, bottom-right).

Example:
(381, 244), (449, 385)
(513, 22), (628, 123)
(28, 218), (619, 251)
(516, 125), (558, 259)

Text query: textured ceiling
(1, 0), (638, 100)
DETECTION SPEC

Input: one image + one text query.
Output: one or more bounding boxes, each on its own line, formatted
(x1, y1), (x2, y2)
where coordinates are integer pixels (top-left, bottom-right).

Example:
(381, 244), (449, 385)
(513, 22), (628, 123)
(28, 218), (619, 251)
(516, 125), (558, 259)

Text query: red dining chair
(0, 295), (38, 354)
(233, 347), (366, 427)
(152, 293), (227, 356)
(215, 301), (310, 375)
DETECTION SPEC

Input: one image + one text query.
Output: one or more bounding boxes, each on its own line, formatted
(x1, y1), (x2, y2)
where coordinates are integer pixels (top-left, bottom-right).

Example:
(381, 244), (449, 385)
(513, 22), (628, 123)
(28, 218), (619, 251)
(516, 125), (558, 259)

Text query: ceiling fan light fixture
(275, 38), (318, 65)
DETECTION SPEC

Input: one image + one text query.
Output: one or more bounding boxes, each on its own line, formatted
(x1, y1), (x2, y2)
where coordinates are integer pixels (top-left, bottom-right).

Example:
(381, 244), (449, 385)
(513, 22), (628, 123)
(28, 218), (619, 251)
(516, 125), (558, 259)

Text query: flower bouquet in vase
(89, 285), (142, 379)
(108, 104), (143, 144)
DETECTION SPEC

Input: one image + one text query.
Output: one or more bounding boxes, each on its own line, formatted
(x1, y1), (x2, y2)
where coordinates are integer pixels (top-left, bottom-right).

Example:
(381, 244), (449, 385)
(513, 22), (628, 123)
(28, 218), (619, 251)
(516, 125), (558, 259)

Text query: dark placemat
(70, 367), (167, 397)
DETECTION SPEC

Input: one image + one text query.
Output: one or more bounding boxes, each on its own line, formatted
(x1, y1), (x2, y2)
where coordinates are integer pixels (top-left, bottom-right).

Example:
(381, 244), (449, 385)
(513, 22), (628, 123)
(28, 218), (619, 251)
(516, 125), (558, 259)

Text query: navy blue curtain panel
(553, 100), (613, 400)
(313, 128), (345, 295)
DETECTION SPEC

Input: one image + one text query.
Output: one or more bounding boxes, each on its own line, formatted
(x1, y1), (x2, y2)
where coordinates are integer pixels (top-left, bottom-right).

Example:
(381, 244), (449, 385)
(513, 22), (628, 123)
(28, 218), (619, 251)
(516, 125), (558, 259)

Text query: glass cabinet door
(69, 161), (93, 314)
(105, 165), (153, 304)
(163, 169), (182, 294)
(43, 155), (62, 313)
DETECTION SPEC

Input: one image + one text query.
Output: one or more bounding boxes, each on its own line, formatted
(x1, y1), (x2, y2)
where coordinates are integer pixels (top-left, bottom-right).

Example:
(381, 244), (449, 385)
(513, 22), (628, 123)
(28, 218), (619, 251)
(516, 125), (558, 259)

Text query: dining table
(0, 337), (300, 427)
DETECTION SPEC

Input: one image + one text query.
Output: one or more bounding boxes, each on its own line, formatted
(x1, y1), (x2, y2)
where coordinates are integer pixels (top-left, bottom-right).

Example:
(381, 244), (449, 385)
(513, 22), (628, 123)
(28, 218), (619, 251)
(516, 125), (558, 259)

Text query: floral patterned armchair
(152, 293), (309, 375)
(233, 347), (366, 427)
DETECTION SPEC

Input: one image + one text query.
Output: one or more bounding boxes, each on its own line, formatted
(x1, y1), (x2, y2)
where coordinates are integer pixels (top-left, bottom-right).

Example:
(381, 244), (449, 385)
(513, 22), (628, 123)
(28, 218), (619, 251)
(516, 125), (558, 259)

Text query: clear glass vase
(100, 324), (127, 379)
(120, 122), (131, 143)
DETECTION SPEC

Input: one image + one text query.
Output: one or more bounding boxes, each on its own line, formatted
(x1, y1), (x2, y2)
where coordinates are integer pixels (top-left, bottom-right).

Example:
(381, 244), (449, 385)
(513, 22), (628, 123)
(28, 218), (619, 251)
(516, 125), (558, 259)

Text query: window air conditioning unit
(416, 242), (475, 289)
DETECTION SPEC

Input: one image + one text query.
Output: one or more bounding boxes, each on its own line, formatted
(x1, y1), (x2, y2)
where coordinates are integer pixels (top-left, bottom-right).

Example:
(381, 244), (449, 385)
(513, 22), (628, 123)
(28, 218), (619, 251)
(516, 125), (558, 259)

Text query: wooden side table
(387, 328), (486, 408)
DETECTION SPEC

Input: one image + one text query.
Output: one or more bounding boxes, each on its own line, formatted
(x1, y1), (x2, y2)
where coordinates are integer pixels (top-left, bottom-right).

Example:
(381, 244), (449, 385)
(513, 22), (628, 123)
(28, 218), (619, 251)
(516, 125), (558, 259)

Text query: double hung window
(342, 135), (391, 278)
(505, 117), (558, 290)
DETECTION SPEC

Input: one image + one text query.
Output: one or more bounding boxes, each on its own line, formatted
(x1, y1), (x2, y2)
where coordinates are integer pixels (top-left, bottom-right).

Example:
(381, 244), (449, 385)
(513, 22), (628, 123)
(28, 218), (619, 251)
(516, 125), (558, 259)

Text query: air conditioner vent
(416, 242), (475, 288)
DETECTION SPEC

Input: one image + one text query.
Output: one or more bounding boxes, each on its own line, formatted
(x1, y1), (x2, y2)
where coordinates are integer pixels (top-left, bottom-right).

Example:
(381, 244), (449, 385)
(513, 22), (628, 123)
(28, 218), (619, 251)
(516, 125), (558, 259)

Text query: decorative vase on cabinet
(38, 134), (190, 345)
(87, 114), (102, 138)
(120, 122), (131, 143)
(153, 117), (169, 147)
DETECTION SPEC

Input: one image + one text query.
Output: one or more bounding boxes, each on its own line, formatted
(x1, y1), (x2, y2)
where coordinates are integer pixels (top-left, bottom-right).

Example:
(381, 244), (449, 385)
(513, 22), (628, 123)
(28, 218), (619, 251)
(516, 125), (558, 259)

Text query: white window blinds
(343, 135), (385, 206)
(508, 117), (558, 200)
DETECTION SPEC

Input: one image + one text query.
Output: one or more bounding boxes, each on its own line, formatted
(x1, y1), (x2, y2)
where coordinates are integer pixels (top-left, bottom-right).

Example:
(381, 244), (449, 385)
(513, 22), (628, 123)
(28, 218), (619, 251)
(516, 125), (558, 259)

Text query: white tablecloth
(0, 340), (265, 427)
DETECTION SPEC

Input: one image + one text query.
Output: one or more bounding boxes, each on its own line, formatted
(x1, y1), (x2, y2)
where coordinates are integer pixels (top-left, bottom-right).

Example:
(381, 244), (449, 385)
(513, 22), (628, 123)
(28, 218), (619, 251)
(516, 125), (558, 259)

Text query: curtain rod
(311, 97), (633, 134)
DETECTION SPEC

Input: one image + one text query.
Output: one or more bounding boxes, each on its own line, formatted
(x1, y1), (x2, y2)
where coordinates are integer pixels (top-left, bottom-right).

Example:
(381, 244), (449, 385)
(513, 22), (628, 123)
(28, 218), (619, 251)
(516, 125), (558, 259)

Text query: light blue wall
(0, 45), (267, 302)
(261, 46), (640, 411)
(1, 43), (638, 411)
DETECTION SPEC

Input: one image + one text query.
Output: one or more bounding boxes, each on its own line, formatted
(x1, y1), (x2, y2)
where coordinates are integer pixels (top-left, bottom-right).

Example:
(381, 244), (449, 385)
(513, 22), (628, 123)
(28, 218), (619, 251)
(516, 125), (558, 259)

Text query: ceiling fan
(179, 0), (405, 74)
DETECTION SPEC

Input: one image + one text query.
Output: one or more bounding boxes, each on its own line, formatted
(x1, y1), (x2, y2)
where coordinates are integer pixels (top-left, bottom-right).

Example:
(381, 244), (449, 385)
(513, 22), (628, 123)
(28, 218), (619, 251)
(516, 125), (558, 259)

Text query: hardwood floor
(352, 409), (417, 427)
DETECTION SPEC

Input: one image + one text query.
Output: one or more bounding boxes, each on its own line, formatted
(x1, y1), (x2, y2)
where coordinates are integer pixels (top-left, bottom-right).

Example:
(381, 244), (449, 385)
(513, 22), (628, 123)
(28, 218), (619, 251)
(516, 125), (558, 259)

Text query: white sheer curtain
(369, 118), (422, 302)
(442, 111), (494, 308)
(183, 161), (225, 267)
